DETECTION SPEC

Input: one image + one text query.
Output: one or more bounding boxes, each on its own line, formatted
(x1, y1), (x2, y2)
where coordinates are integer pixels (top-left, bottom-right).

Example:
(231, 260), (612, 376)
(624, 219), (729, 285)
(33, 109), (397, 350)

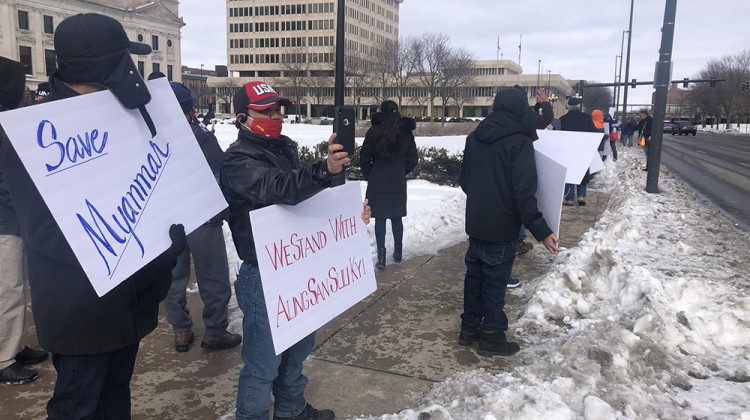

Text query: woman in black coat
(360, 101), (418, 269)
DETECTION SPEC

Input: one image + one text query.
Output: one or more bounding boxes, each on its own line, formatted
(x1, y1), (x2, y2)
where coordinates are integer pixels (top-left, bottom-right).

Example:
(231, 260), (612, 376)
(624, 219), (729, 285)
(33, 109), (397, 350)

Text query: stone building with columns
(0, 0), (184, 91)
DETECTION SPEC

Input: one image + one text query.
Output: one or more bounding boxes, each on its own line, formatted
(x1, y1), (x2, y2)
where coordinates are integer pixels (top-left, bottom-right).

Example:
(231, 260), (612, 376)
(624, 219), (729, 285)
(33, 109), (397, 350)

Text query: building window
(167, 65), (173, 81)
(152, 63), (160, 75)
(44, 49), (56, 75)
(43, 15), (54, 34)
(19, 46), (32, 74)
(167, 39), (172, 48)
(138, 34), (144, 42)
(18, 10), (29, 30)
(152, 35), (159, 51)
(138, 61), (145, 76)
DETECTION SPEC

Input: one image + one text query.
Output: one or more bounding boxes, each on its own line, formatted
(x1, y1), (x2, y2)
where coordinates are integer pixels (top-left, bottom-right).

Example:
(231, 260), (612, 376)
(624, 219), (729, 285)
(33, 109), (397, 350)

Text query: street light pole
(200, 64), (204, 113)
(537, 59), (541, 89)
(621, 0), (634, 120)
(646, 0), (678, 193)
(617, 30), (627, 114)
(613, 55), (620, 108)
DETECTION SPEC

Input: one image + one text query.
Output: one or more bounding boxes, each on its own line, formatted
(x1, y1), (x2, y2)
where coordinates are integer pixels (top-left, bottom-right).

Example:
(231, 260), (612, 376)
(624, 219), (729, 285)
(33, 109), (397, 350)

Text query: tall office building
(0, 0), (184, 89)
(226, 0), (402, 78)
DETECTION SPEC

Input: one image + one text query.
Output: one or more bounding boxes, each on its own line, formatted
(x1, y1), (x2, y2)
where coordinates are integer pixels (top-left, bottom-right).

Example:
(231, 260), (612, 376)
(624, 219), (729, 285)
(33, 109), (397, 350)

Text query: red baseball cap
(234, 81), (293, 114)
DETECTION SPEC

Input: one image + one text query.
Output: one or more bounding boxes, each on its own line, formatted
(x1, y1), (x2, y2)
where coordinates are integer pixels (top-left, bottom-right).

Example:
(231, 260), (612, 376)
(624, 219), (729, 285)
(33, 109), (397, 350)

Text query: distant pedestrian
(604, 113), (618, 161)
(360, 100), (418, 270)
(637, 109), (653, 171)
(622, 116), (638, 147)
(459, 87), (560, 357)
(559, 97), (598, 206)
(164, 82), (241, 353)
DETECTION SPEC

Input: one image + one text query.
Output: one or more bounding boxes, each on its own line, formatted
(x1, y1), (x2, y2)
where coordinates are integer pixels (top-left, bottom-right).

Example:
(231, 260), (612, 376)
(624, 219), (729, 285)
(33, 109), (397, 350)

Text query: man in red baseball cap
(221, 81), (366, 419)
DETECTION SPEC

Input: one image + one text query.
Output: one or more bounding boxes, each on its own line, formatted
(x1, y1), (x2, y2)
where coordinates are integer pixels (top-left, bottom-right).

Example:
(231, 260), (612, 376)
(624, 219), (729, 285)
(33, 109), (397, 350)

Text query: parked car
(663, 121), (673, 133)
(671, 121), (697, 136)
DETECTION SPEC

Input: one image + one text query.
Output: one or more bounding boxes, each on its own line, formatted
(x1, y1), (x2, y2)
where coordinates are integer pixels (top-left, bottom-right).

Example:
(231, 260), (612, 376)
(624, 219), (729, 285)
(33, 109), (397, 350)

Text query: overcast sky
(179, 0), (750, 105)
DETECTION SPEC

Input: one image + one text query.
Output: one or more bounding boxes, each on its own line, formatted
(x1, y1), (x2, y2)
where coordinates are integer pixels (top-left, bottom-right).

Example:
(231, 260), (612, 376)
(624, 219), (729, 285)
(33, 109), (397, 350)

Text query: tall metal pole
(646, 0), (677, 193)
(332, 0), (346, 186)
(537, 60), (541, 89)
(613, 55), (620, 108)
(621, 0), (635, 120)
(617, 30), (627, 114)
(334, 0), (345, 106)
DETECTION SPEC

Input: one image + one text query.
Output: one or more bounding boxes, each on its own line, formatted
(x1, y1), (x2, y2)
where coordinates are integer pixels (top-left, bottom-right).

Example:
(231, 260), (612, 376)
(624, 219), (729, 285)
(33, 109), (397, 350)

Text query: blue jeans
(518, 225), (527, 241)
(234, 263), (315, 420)
(564, 183), (587, 201)
(610, 140), (618, 160)
(47, 342), (139, 419)
(461, 237), (517, 333)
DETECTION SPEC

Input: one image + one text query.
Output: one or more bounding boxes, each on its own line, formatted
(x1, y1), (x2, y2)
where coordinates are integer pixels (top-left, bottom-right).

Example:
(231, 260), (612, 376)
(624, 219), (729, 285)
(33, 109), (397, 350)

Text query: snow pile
(697, 124), (750, 136)
(360, 148), (750, 419)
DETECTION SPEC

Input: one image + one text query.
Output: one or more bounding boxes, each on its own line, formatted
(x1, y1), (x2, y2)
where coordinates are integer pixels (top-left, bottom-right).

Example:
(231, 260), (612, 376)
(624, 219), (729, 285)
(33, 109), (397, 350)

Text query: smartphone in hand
(333, 106), (356, 156)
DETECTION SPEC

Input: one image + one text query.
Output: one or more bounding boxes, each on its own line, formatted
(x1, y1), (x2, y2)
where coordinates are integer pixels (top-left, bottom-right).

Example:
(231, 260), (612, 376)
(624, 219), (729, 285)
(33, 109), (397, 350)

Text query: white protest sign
(250, 181), (376, 355)
(0, 78), (227, 297)
(534, 130), (603, 184)
(534, 150), (567, 238)
(589, 151), (605, 174)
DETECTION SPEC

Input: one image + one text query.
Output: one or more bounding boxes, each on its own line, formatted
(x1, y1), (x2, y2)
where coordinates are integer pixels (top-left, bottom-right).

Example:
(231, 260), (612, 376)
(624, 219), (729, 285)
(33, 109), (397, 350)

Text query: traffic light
(631, 79), (637, 88)
(683, 78), (689, 88)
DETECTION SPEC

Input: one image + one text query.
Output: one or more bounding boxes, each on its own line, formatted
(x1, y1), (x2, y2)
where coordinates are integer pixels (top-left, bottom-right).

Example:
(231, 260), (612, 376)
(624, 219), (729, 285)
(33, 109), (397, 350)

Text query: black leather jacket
(220, 129), (333, 265)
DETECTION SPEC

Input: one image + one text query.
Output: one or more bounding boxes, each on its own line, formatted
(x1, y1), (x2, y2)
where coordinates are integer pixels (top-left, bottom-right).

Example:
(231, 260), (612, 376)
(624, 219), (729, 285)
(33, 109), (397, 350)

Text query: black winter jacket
(190, 121), (227, 226)
(220, 129), (333, 266)
(460, 88), (552, 243)
(638, 115), (653, 139)
(0, 75), (177, 354)
(360, 112), (418, 218)
(0, 107), (20, 236)
(559, 108), (598, 133)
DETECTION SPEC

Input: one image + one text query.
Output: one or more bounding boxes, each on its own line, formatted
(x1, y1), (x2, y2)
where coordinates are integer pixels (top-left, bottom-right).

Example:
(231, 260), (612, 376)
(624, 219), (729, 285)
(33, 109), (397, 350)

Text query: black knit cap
(54, 13), (152, 109)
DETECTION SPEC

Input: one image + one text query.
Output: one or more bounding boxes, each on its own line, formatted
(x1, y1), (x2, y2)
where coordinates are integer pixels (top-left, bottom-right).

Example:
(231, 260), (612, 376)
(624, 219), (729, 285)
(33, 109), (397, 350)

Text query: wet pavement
(1, 189), (609, 419)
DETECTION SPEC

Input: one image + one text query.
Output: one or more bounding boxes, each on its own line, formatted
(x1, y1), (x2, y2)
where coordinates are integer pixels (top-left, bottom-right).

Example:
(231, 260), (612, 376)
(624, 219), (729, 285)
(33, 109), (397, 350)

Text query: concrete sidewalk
(1, 190), (609, 419)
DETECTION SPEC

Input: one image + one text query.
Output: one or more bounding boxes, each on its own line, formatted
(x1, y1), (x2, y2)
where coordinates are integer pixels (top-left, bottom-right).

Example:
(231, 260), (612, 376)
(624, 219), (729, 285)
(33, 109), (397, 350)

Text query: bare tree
(306, 69), (334, 117)
(344, 51), (375, 120)
(439, 47), (476, 123)
(274, 47), (312, 116)
(370, 40), (398, 107)
(214, 78), (241, 114)
(692, 50), (750, 129)
(391, 36), (418, 109)
(411, 32), (452, 121)
(582, 82), (613, 114)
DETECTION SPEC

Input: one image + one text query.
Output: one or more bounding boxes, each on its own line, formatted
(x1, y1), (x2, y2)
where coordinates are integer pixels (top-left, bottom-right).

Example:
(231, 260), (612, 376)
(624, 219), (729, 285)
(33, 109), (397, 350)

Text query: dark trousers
(374, 217), (403, 250)
(461, 237), (517, 333)
(47, 342), (140, 420)
(165, 222), (231, 335)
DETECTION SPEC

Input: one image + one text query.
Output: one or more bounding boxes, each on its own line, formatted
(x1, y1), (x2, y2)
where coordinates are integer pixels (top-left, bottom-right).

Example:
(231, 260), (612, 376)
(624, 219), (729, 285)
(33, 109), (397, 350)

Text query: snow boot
(477, 329), (520, 357)
(393, 244), (402, 263)
(376, 247), (386, 270)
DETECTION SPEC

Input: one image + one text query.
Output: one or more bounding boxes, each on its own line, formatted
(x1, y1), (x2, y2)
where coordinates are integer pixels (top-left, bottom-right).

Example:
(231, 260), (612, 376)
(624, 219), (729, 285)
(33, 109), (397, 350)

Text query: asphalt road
(657, 130), (750, 231)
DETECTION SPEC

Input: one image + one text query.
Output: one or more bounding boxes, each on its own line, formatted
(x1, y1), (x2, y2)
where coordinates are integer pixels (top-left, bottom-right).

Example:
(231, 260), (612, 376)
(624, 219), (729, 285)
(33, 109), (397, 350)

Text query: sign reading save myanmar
(0, 78), (227, 297)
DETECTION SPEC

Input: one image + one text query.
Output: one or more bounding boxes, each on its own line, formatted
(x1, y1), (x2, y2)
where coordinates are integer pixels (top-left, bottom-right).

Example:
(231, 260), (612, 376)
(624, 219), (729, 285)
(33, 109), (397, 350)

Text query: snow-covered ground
(697, 123), (750, 136)
(214, 124), (750, 419)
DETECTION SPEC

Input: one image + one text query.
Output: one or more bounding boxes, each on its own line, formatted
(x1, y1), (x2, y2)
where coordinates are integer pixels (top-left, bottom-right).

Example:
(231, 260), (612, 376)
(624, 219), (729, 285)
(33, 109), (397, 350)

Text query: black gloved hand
(151, 224), (186, 268)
